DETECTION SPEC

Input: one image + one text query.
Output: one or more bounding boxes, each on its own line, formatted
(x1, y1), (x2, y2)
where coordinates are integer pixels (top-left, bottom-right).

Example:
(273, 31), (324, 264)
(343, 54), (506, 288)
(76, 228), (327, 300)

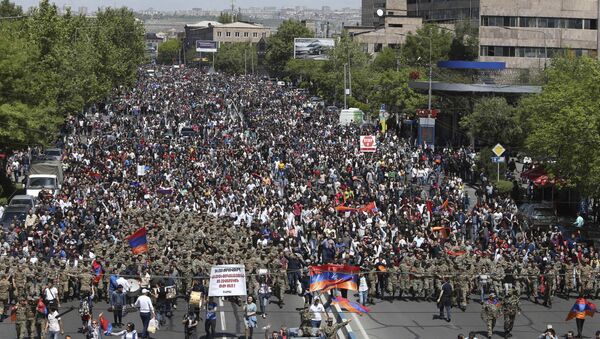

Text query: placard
(208, 264), (247, 296)
(360, 135), (376, 153)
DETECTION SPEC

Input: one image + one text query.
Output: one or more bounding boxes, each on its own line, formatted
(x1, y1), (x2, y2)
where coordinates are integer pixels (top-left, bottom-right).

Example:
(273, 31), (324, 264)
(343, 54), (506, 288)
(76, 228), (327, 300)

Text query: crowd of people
(0, 65), (598, 339)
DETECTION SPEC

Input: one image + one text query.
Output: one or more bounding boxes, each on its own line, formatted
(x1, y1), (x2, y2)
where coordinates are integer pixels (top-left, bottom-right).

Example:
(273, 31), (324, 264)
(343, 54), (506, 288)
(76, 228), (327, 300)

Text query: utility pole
(244, 49), (247, 75)
(347, 48), (352, 97)
(428, 31), (432, 111)
(343, 63), (347, 109)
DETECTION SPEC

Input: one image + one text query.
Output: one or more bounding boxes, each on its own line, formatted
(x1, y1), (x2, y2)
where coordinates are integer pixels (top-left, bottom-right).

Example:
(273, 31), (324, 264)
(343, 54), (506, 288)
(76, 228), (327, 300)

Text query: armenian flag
(126, 227), (148, 254)
(92, 259), (104, 284)
(36, 298), (48, 316)
(566, 298), (597, 321)
(334, 202), (377, 215)
(99, 313), (113, 335)
(333, 296), (370, 314)
(309, 264), (360, 292)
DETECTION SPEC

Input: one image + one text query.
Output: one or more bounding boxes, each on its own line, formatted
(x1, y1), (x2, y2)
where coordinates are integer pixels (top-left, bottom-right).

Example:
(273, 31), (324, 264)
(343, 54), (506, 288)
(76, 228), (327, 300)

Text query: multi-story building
(407, 0), (479, 22)
(184, 21), (271, 51)
(479, 0), (600, 69)
(353, 0), (422, 53)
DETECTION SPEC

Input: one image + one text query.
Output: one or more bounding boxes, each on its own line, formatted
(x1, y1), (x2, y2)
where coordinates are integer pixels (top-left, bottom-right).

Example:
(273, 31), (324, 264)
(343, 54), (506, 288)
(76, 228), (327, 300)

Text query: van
(339, 108), (365, 126)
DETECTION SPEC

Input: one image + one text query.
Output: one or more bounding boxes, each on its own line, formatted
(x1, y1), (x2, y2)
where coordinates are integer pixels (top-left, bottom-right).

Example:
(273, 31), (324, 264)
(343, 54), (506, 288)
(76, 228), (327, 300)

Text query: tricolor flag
(309, 264), (360, 292)
(36, 298), (48, 316)
(92, 259), (104, 284)
(566, 298), (597, 321)
(333, 296), (370, 314)
(126, 227), (148, 254)
(334, 202), (377, 215)
(99, 313), (113, 335)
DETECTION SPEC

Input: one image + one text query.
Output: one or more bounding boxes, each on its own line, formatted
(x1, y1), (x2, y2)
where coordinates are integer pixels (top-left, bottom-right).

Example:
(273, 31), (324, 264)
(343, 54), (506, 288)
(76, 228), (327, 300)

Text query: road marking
(350, 310), (370, 339)
(219, 297), (227, 336)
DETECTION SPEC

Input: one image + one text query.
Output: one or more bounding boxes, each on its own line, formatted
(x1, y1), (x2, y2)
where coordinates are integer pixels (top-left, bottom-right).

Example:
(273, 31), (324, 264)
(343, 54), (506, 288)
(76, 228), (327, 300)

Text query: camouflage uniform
(398, 261), (411, 299)
(481, 296), (501, 339)
(322, 320), (351, 339)
(14, 299), (28, 339)
(502, 290), (521, 337)
(0, 274), (10, 320)
(411, 263), (424, 299)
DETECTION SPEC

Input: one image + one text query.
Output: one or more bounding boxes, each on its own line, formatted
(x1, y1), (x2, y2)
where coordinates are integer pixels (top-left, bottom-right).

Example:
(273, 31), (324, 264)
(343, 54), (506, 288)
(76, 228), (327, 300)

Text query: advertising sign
(208, 265), (247, 296)
(196, 40), (218, 53)
(360, 135), (377, 153)
(294, 38), (335, 60)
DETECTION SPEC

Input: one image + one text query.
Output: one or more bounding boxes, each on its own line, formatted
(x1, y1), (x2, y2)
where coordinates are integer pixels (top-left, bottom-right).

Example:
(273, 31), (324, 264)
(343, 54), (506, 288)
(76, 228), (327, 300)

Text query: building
(407, 0), (479, 22)
(145, 32), (166, 61)
(479, 0), (600, 69)
(352, 0), (422, 54)
(184, 21), (271, 51)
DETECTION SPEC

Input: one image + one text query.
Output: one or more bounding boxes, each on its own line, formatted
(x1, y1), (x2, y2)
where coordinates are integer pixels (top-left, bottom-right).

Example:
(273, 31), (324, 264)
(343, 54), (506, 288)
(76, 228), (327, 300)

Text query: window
(234, 32), (240, 37)
(583, 19), (597, 30)
(389, 24), (404, 28)
(520, 17), (536, 27)
(243, 32), (249, 37)
(217, 32), (222, 37)
(374, 43), (383, 52)
(253, 32), (258, 37)
(480, 46), (514, 57)
(226, 32), (231, 37)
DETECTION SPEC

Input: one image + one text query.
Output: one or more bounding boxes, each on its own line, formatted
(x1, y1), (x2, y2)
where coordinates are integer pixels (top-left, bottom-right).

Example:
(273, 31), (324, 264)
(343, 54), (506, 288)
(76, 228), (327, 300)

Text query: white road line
(350, 311), (370, 339)
(219, 297), (227, 337)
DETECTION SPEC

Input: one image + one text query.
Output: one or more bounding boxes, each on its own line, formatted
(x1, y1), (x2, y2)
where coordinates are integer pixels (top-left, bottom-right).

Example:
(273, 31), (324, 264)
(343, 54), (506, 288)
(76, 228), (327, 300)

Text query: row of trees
(0, 0), (146, 149)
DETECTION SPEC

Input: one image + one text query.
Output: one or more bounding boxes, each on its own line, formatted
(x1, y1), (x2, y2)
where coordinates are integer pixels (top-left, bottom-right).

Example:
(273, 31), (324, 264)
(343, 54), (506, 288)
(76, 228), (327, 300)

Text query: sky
(14, 0), (360, 11)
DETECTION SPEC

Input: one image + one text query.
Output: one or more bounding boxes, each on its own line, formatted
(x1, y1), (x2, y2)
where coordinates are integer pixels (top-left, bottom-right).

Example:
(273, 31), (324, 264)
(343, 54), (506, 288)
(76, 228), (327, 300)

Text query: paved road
(343, 293), (600, 339)
(0, 293), (306, 339)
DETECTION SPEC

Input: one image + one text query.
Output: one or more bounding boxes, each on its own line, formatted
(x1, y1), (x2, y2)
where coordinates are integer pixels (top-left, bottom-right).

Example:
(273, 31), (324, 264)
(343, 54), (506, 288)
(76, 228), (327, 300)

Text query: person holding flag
(566, 293), (597, 338)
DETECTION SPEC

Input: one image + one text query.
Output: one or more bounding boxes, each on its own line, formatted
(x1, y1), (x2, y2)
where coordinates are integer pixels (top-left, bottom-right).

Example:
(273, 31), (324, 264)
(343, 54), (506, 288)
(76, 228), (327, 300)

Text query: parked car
(9, 195), (35, 209)
(1, 204), (29, 229)
(518, 202), (557, 228)
(44, 148), (63, 161)
(179, 127), (197, 137)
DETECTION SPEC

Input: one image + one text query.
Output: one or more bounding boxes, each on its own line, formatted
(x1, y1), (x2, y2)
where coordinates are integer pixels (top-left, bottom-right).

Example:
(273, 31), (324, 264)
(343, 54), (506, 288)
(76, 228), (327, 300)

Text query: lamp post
(502, 26), (550, 69)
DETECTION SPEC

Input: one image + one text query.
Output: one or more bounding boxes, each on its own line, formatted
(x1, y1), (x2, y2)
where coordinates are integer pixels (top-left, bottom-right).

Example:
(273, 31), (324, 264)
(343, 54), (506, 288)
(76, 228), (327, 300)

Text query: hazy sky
(14, 0), (360, 11)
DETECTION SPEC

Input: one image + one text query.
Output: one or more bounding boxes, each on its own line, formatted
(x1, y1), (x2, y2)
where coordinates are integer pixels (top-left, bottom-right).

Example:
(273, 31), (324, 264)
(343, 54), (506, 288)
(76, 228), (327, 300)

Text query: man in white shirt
(44, 282), (60, 308)
(309, 297), (327, 329)
(133, 289), (155, 339)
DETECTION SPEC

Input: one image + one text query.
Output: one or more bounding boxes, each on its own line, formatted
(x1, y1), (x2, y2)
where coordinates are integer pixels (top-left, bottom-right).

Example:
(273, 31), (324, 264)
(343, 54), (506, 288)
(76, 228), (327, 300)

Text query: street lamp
(501, 26), (550, 69)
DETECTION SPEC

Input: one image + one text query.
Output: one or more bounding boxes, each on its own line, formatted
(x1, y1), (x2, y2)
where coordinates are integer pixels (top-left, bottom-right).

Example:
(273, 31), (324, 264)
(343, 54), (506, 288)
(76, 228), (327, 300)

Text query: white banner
(208, 264), (247, 297)
(137, 165), (146, 176)
(360, 135), (377, 153)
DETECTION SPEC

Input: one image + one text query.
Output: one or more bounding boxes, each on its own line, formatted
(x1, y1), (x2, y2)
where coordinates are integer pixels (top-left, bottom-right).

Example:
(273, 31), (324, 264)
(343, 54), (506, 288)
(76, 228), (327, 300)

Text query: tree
(217, 12), (241, 24)
(369, 69), (425, 113)
(521, 56), (600, 198)
(459, 97), (521, 147)
(371, 47), (400, 72)
(215, 42), (255, 75)
(0, 0), (21, 16)
(265, 20), (312, 77)
(401, 24), (453, 66)
(157, 39), (181, 64)
(448, 20), (478, 61)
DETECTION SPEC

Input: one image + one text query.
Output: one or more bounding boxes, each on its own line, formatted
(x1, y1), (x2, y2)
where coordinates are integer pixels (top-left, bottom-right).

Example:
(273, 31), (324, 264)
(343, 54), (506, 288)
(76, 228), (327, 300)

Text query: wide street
(0, 291), (598, 339)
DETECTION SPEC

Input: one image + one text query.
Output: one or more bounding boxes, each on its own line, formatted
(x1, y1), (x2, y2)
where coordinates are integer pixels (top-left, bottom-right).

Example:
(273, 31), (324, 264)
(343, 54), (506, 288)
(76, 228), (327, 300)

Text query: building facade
(184, 21), (271, 53)
(407, 0), (479, 22)
(479, 0), (600, 69)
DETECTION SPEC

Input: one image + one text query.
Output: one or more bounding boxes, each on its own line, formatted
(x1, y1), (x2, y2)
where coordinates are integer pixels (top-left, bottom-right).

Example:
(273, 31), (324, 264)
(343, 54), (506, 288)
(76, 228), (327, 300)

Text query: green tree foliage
(521, 56), (600, 197)
(371, 47), (400, 72)
(459, 97), (521, 147)
(215, 42), (256, 75)
(265, 20), (313, 77)
(0, 0), (21, 16)
(157, 39), (181, 65)
(368, 69), (425, 113)
(217, 12), (241, 24)
(401, 24), (453, 65)
(0, 0), (145, 149)
(448, 20), (478, 61)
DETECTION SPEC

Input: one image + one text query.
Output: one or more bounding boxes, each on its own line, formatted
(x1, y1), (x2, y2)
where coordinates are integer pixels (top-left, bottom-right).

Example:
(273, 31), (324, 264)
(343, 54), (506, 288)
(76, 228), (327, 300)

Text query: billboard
(294, 38), (335, 60)
(196, 40), (218, 53)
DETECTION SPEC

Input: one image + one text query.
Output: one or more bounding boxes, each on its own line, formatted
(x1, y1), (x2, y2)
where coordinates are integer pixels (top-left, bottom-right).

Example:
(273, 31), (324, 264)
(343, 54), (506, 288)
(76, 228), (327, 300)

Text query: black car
(1, 204), (29, 229)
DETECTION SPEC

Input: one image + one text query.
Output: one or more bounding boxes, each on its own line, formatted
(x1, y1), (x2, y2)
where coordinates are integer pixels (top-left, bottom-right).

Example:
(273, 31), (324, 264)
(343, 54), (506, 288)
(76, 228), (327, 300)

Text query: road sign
(492, 143), (506, 157)
(360, 135), (376, 152)
(491, 156), (505, 163)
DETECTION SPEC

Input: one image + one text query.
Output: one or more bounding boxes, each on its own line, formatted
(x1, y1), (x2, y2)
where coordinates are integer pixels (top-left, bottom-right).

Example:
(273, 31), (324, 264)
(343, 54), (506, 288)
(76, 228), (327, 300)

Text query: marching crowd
(1, 65), (599, 339)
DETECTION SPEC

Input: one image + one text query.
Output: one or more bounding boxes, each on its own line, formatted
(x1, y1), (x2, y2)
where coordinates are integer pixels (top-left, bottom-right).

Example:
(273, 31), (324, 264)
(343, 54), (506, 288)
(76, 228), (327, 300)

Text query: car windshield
(1, 211), (27, 223)
(45, 150), (61, 156)
(534, 208), (554, 216)
(10, 199), (30, 205)
(29, 177), (56, 187)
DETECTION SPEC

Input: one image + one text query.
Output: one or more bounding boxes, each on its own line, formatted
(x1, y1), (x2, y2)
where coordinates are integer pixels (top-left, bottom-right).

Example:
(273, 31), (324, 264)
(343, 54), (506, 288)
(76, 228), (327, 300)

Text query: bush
(0, 197), (7, 206)
(495, 180), (513, 196)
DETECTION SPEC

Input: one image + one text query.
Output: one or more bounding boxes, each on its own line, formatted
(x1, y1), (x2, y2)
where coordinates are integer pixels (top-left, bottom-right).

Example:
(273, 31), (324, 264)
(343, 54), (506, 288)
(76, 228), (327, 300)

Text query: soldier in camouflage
(502, 289), (521, 338)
